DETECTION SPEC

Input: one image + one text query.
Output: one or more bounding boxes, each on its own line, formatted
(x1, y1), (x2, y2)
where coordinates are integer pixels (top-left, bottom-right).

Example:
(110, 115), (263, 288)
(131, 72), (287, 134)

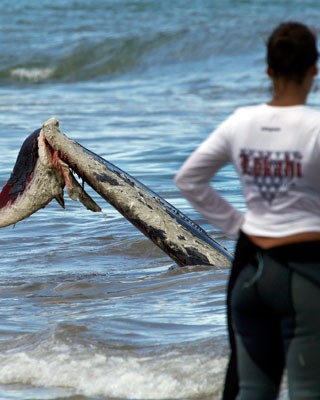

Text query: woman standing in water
(175, 22), (320, 399)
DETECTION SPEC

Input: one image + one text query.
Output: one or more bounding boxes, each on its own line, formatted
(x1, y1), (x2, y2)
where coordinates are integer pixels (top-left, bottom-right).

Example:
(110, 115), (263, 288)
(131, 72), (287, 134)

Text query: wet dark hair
(267, 21), (318, 82)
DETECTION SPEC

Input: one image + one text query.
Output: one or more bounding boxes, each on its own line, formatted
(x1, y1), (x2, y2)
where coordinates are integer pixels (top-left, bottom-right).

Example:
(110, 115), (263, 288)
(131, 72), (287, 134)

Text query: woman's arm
(175, 148), (244, 238)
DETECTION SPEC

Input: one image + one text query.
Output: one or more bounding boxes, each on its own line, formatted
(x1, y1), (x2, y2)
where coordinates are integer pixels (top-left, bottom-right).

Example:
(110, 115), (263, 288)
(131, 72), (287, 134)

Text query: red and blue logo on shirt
(239, 149), (302, 203)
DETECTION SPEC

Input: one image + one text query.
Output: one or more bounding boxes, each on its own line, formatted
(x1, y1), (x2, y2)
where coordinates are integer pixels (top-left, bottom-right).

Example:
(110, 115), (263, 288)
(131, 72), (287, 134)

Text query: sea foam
(0, 338), (226, 399)
(10, 68), (54, 83)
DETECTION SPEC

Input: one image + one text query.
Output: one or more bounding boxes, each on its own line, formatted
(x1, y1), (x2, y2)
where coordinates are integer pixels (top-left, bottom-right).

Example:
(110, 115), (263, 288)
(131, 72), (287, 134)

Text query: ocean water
(0, 1), (319, 399)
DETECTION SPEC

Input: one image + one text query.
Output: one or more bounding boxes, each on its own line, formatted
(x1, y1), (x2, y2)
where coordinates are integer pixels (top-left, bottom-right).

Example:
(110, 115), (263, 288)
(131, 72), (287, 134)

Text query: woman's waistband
(239, 231), (320, 263)
(236, 231), (320, 286)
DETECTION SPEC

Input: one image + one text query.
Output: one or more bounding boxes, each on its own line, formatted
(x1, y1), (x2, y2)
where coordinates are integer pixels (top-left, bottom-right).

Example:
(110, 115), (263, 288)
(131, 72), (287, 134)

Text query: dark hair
(267, 22), (318, 82)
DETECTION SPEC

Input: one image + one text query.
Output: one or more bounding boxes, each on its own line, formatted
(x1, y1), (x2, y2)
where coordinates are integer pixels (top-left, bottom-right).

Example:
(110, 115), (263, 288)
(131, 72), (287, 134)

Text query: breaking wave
(1, 29), (211, 84)
(0, 327), (227, 399)
(10, 67), (55, 83)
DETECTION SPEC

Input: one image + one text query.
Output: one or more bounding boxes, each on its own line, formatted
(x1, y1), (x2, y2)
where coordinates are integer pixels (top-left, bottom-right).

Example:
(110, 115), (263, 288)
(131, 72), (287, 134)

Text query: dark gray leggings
(231, 253), (320, 399)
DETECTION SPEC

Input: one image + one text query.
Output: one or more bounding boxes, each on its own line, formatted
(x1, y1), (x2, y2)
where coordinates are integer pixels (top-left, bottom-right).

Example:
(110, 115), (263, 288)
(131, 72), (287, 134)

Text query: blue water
(0, 1), (319, 399)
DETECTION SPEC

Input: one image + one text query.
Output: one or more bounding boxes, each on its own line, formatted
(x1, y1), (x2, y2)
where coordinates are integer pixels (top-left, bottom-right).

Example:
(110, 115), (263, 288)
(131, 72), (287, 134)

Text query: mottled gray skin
(42, 118), (233, 267)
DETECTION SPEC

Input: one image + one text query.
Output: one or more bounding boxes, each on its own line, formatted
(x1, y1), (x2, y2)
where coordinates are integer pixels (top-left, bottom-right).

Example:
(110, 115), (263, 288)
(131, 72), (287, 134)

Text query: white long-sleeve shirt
(175, 104), (320, 238)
